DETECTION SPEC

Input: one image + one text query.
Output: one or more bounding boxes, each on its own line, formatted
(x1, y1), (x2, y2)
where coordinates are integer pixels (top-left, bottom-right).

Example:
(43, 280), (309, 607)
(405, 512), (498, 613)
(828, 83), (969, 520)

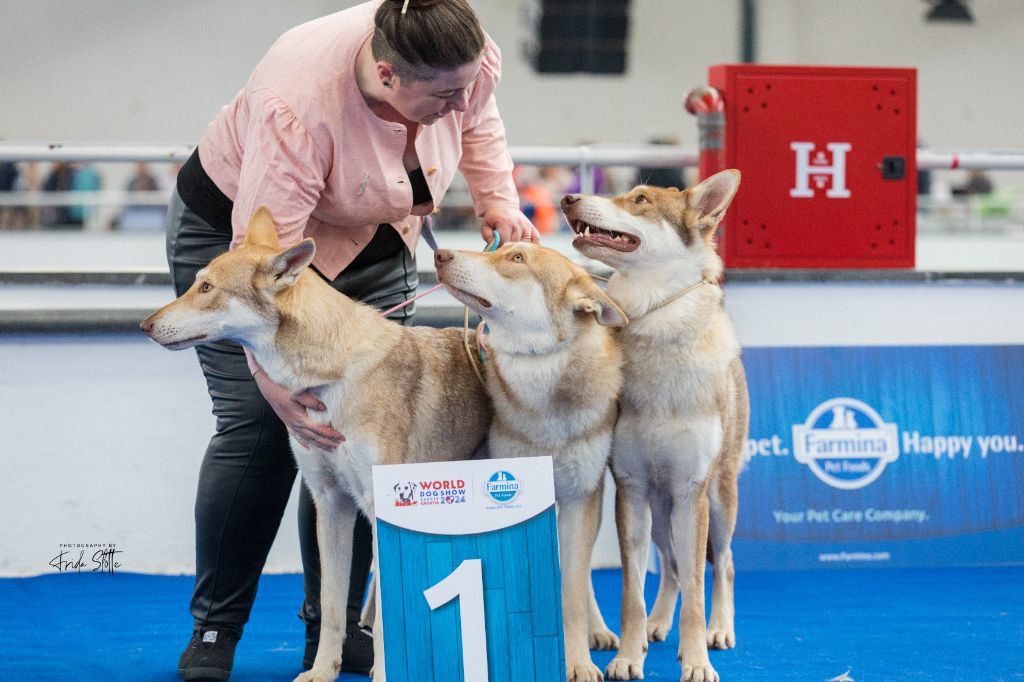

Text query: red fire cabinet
(706, 64), (917, 268)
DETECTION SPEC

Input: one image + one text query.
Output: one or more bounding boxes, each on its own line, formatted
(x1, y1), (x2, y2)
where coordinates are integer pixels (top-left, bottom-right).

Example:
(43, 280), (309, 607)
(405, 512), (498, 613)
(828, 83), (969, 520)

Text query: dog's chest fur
(612, 289), (740, 487)
(297, 379), (388, 513)
(293, 437), (379, 512)
(488, 331), (620, 502)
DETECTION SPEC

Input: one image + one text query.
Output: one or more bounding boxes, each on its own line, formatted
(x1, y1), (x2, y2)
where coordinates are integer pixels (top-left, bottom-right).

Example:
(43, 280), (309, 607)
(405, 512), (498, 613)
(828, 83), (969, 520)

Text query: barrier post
(684, 85), (726, 181)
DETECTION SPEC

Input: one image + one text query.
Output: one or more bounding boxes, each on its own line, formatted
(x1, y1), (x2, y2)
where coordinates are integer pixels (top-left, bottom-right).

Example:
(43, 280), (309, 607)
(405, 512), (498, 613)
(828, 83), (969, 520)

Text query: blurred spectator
(951, 170), (994, 196)
(565, 165), (609, 195)
(953, 170), (1012, 219)
(40, 162), (77, 227)
(916, 139), (931, 197)
(634, 135), (687, 190)
(116, 162), (166, 231)
(127, 162), (160, 192)
(564, 140), (609, 195)
(10, 162), (41, 229)
(0, 161), (18, 229)
(916, 169), (931, 196)
(68, 163), (102, 226)
(0, 161), (16, 192)
(515, 165), (572, 235)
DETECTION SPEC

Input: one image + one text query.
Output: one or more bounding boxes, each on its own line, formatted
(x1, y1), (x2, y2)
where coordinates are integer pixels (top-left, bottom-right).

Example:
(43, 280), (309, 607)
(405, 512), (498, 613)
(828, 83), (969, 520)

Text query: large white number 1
(422, 558), (489, 682)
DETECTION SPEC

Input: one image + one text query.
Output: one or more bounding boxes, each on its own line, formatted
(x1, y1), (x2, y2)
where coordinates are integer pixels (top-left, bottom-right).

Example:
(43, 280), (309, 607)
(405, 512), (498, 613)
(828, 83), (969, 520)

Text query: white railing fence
(5, 142), (1024, 168)
(1, 143), (1024, 233)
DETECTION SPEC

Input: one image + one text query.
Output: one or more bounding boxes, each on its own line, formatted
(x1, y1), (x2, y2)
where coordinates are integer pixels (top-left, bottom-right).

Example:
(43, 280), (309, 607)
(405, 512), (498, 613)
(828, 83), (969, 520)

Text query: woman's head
(369, 0), (487, 125)
(372, 0), (485, 80)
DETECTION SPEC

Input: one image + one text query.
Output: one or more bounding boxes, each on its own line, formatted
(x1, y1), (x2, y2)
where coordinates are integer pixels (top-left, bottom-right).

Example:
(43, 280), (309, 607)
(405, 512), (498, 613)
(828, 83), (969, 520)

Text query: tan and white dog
(434, 243), (626, 682)
(141, 208), (491, 682)
(564, 170), (750, 682)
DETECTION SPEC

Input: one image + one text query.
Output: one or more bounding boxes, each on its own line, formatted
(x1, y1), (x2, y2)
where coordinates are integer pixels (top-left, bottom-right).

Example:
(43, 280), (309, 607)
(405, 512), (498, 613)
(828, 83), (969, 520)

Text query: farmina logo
(484, 470), (521, 504)
(792, 398), (900, 490)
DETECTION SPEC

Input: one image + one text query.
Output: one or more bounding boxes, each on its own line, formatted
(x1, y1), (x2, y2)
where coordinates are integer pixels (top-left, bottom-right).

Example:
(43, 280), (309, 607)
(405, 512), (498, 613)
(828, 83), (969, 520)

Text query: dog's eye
(634, 194), (648, 204)
(199, 281), (213, 293)
(511, 253), (525, 263)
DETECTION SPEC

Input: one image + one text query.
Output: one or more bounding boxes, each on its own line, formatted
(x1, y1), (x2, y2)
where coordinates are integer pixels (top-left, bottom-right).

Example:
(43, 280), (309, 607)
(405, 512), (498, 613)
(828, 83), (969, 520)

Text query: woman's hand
(252, 369), (345, 451)
(480, 206), (541, 246)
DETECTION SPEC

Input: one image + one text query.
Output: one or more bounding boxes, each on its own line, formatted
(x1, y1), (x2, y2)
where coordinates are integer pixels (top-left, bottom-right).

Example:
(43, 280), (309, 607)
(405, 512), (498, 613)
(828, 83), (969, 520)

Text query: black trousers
(165, 188), (417, 641)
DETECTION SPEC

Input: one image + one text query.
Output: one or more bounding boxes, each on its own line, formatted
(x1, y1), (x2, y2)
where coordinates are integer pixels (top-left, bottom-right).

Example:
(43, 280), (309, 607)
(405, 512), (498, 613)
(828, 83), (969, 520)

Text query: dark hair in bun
(372, 0), (485, 79)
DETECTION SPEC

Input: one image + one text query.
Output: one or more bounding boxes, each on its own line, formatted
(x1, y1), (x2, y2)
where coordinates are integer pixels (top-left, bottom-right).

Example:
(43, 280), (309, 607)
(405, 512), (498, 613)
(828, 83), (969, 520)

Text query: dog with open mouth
(564, 170), (750, 682)
(435, 242), (627, 682)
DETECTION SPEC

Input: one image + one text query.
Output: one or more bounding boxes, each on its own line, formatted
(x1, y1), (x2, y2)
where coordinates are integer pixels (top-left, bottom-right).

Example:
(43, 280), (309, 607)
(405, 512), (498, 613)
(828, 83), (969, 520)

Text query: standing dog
(141, 208), (491, 682)
(434, 243), (626, 682)
(564, 170), (749, 682)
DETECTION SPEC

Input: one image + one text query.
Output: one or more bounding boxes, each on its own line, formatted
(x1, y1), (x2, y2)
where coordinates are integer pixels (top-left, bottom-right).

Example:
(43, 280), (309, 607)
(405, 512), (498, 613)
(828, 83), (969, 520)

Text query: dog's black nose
(435, 249), (454, 264)
(561, 194), (582, 208)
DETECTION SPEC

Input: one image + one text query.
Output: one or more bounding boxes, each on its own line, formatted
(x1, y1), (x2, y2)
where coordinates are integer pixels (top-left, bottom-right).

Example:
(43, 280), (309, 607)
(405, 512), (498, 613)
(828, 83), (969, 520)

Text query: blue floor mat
(0, 566), (1021, 681)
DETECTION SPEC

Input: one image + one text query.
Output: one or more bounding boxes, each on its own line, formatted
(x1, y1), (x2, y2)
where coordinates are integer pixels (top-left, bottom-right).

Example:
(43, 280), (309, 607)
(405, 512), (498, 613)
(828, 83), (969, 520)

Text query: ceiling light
(925, 0), (974, 23)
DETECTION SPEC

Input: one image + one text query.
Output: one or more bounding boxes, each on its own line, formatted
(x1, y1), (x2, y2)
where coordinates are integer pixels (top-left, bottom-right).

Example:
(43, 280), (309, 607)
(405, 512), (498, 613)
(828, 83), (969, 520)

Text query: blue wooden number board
(372, 456), (565, 682)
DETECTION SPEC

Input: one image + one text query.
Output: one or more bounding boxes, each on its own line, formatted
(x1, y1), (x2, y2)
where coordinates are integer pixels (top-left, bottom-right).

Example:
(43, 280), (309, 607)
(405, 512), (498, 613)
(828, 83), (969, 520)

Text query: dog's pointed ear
(572, 277), (628, 327)
(245, 207), (281, 248)
(267, 239), (316, 289)
(685, 169), (741, 236)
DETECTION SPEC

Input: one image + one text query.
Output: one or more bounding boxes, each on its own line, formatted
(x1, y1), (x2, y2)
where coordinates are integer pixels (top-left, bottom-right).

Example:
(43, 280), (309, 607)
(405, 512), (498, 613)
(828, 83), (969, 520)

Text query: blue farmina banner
(734, 345), (1024, 570)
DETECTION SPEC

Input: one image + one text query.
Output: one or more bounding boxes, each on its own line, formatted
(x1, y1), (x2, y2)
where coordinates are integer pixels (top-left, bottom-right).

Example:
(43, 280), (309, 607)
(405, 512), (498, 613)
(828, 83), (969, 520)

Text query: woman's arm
(458, 43), (541, 244)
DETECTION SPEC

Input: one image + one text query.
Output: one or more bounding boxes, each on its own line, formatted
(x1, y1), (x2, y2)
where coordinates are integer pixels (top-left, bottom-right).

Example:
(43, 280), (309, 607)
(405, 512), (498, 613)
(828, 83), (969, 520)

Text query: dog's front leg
(706, 471), (738, 650)
(294, 489), (358, 682)
(558, 491), (605, 682)
(647, 507), (679, 642)
(605, 481), (651, 681)
(671, 483), (717, 682)
(586, 577), (619, 650)
(585, 474), (619, 651)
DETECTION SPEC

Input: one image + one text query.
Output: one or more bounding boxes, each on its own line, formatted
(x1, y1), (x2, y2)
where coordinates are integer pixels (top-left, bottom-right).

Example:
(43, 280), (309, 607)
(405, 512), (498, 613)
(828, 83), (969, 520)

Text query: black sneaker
(303, 624), (373, 675)
(178, 626), (241, 681)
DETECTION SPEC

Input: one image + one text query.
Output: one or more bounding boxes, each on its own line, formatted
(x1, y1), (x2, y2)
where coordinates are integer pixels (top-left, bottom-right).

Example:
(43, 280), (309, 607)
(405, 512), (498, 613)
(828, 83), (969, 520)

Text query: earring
(383, 81), (391, 88)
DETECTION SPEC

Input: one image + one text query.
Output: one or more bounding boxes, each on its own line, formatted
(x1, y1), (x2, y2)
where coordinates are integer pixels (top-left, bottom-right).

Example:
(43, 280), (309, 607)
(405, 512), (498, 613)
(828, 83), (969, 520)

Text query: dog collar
(632, 277), (713, 320)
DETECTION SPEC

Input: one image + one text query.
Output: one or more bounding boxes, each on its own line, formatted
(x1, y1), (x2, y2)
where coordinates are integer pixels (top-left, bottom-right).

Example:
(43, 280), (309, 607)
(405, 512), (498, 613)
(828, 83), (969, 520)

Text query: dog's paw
(681, 661), (719, 682)
(293, 668), (337, 682)
(605, 656), (644, 680)
(706, 626), (735, 650)
(567, 659), (604, 682)
(589, 625), (620, 650)
(646, 618), (672, 642)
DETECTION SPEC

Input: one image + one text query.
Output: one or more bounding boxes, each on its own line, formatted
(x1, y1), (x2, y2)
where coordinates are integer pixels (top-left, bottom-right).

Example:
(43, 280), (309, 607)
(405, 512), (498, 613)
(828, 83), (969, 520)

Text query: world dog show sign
(372, 456), (564, 682)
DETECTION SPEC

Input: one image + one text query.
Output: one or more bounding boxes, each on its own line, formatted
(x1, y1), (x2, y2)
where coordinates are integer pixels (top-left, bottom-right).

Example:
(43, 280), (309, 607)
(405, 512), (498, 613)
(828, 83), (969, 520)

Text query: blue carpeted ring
(0, 566), (1021, 680)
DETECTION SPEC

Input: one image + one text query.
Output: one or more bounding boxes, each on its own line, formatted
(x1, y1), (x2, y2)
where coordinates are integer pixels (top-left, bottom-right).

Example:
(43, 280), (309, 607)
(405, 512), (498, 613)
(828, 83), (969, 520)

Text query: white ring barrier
(4, 143), (1024, 169)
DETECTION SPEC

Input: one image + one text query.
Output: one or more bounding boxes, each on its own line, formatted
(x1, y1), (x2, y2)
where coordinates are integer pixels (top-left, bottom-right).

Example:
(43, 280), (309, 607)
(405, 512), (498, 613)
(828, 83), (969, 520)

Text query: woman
(167, 1), (538, 679)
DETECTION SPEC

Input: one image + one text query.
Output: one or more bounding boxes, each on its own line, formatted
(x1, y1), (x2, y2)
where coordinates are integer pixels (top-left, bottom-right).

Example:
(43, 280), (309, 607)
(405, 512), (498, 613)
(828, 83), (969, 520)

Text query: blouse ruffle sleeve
(229, 89), (331, 250)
